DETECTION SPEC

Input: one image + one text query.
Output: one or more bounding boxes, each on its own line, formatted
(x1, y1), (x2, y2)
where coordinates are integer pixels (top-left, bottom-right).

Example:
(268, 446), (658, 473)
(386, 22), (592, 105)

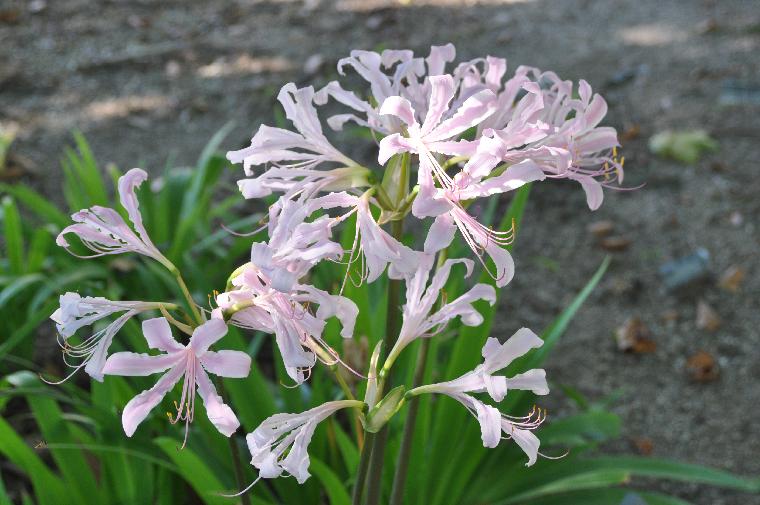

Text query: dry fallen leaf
(616, 317), (656, 353)
(631, 437), (654, 455)
(686, 351), (719, 383)
(696, 300), (721, 332)
(588, 220), (615, 238)
(718, 265), (745, 293)
(600, 236), (631, 252)
(660, 309), (679, 323)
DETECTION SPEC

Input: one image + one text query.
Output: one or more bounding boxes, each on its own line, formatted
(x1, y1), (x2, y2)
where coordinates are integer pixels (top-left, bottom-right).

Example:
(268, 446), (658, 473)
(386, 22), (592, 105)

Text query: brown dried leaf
(620, 124), (641, 141)
(616, 317), (656, 353)
(696, 300), (721, 332)
(686, 350), (719, 382)
(587, 220), (615, 238)
(631, 437), (654, 455)
(718, 265), (745, 293)
(660, 309), (679, 323)
(600, 236), (631, 252)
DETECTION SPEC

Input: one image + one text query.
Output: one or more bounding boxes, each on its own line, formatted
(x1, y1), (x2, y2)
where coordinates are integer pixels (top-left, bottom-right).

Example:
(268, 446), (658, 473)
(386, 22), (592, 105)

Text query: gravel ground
(2, 1), (759, 503)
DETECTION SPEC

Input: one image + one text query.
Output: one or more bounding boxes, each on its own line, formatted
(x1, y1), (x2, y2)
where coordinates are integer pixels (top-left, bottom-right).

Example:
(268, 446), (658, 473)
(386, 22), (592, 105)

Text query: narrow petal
(121, 364), (185, 437)
(505, 423), (540, 466)
(473, 399), (502, 448)
(505, 369), (549, 395)
(195, 366), (240, 436)
(201, 350), (252, 378)
(421, 75), (456, 136)
(378, 96), (417, 128)
(190, 319), (228, 356)
(143, 317), (183, 353)
(425, 89), (496, 143)
(103, 352), (183, 376)
(481, 328), (543, 374)
(424, 214), (457, 254)
(574, 174), (604, 210)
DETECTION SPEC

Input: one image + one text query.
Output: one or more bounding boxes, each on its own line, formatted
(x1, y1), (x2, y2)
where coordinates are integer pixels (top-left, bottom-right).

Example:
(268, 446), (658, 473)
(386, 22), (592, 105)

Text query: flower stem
(389, 250), (448, 505)
(168, 264), (203, 326)
(218, 381), (251, 505)
(351, 432), (376, 505)
(364, 217), (404, 505)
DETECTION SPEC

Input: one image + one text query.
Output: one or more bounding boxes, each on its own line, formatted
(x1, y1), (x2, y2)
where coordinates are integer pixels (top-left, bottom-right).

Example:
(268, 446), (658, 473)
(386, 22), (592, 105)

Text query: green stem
(168, 264), (203, 326)
(390, 250), (448, 505)
(364, 218), (404, 505)
(351, 432), (376, 505)
(218, 382), (251, 505)
(389, 341), (429, 505)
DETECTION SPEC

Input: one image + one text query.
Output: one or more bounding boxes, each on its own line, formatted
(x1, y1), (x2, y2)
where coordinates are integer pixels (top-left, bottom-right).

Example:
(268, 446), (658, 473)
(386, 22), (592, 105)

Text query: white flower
(247, 400), (364, 483)
(410, 328), (549, 465)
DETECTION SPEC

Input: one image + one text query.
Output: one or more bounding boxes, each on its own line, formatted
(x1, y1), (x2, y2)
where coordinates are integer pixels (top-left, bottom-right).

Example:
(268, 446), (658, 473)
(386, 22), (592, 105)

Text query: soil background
(2, 1), (759, 504)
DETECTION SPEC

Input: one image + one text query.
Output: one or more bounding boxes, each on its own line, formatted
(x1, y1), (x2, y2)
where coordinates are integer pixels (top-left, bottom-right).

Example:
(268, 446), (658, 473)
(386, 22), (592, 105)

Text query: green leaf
(0, 273), (44, 311)
(496, 469), (631, 504)
(0, 416), (66, 505)
(0, 300), (57, 360)
(9, 372), (101, 505)
(1, 196), (24, 274)
(311, 458), (352, 505)
(582, 456), (760, 492)
(517, 489), (692, 505)
(154, 437), (231, 505)
(0, 183), (69, 228)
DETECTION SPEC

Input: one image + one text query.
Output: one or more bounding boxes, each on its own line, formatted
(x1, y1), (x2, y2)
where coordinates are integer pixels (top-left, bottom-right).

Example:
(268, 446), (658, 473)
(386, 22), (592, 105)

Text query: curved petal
(121, 364), (185, 437)
(118, 168), (159, 254)
(574, 174), (604, 211)
(426, 89), (496, 143)
(505, 423), (540, 466)
(481, 328), (543, 374)
(195, 367), (240, 437)
(424, 214), (458, 254)
(378, 96), (417, 128)
(103, 352), (183, 376)
(421, 75), (456, 135)
(378, 133), (414, 165)
(473, 398), (502, 448)
(143, 316), (182, 353)
(505, 369), (549, 395)
(201, 350), (252, 378)
(190, 318), (228, 356)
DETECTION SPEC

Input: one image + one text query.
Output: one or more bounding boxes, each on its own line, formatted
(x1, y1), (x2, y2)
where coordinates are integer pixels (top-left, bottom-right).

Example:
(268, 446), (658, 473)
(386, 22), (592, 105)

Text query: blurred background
(1, 1), (759, 504)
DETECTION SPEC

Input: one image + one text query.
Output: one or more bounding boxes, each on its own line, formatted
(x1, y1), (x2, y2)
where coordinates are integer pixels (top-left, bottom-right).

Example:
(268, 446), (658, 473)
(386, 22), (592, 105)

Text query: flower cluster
(49, 44), (620, 494)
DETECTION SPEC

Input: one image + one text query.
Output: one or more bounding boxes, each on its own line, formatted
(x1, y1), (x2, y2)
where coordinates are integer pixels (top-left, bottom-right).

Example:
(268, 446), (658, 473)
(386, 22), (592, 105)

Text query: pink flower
(228, 83), (362, 200)
(49, 292), (165, 382)
(57, 168), (172, 269)
(384, 256), (496, 369)
(246, 400), (364, 483)
(490, 72), (622, 210)
(102, 317), (250, 442)
(315, 44), (457, 134)
(306, 191), (421, 283)
(218, 264), (357, 385)
(409, 328), (548, 465)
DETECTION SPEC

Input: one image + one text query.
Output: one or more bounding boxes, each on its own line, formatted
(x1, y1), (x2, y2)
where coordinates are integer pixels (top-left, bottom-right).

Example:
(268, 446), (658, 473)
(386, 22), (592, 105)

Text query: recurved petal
(378, 96), (417, 128)
(190, 318), (228, 356)
(505, 369), (549, 395)
(195, 367), (240, 437)
(504, 423), (540, 466)
(121, 363), (185, 437)
(481, 328), (543, 374)
(143, 316), (183, 353)
(102, 351), (183, 376)
(201, 350), (252, 378)
(473, 398), (502, 448)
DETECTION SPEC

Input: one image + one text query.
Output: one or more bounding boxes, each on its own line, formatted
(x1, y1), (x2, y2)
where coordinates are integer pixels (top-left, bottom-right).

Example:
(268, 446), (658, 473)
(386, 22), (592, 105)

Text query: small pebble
(696, 300), (721, 332)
